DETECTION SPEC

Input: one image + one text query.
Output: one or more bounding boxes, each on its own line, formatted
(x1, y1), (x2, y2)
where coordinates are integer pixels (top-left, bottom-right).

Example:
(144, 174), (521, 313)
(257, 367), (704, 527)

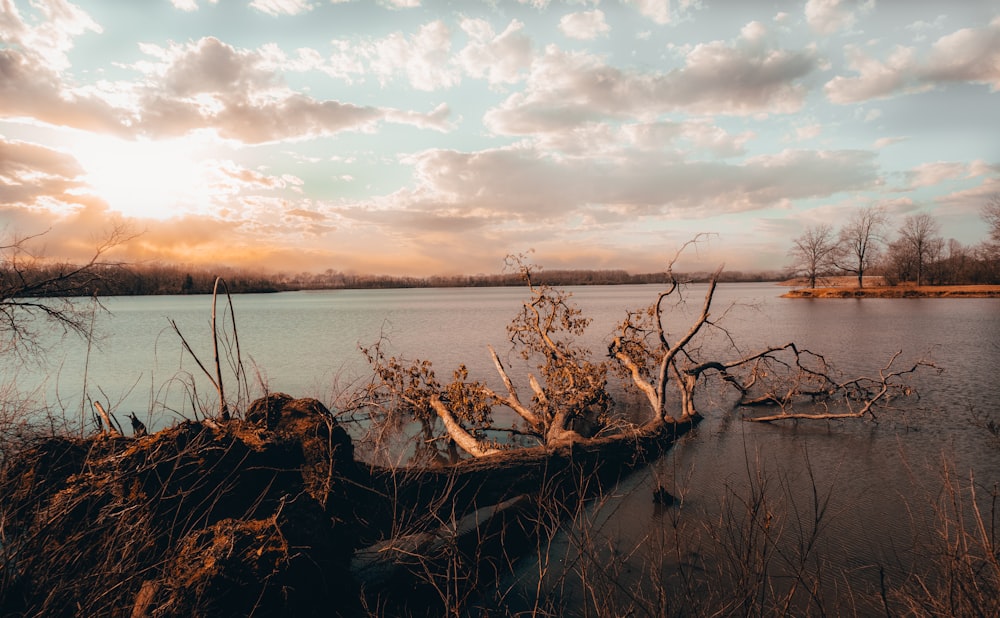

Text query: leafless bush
(892, 461), (999, 617)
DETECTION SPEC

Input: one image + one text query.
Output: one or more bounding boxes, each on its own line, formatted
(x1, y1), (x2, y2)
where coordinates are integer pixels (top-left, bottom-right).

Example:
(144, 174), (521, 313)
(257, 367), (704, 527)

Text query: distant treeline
(283, 267), (786, 291)
(4, 263), (788, 298)
(3, 264), (283, 298)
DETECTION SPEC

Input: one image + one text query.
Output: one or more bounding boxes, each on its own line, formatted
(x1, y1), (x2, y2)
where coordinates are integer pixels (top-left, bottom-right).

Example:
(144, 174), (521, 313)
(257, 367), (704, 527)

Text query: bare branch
(429, 395), (502, 458)
(486, 344), (542, 430)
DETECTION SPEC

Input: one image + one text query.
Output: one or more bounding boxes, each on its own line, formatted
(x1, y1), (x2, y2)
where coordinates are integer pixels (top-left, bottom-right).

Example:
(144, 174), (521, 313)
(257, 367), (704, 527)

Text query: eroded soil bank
(0, 394), (690, 617)
(0, 395), (363, 617)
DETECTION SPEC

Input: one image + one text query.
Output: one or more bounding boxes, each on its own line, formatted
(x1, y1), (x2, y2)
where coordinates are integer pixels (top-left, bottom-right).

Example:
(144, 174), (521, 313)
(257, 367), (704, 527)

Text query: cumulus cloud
(485, 25), (817, 134)
(0, 6), (453, 143)
(133, 37), (452, 142)
(0, 0), (127, 133)
(559, 10), (610, 40)
(920, 17), (1000, 89)
(824, 45), (920, 103)
(0, 47), (128, 134)
(0, 0), (101, 70)
(457, 19), (533, 86)
(825, 18), (1000, 103)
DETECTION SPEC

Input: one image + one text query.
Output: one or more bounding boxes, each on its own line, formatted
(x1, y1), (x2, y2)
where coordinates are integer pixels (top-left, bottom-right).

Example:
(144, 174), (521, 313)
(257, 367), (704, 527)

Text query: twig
(211, 277), (230, 420)
(92, 401), (120, 436)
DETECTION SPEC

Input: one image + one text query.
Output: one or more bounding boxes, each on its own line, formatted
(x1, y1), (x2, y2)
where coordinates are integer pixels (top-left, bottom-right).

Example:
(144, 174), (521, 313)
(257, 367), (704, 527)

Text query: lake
(4, 283), (999, 613)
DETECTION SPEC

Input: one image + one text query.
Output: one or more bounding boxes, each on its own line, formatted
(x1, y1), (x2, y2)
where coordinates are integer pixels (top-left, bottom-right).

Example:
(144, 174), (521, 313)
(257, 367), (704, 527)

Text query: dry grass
(782, 284), (1000, 298)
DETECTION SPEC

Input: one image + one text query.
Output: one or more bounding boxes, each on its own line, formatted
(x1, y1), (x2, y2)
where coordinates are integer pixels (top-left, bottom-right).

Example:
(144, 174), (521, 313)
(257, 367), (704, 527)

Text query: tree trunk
(356, 417), (698, 543)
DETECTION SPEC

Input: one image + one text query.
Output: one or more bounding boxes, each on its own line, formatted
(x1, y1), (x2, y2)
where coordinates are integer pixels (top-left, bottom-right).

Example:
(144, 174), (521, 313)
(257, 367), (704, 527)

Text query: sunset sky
(2, 0), (998, 276)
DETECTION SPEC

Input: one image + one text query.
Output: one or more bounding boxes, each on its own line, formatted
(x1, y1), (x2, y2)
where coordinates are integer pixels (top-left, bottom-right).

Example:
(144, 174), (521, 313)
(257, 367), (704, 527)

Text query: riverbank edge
(781, 285), (1000, 298)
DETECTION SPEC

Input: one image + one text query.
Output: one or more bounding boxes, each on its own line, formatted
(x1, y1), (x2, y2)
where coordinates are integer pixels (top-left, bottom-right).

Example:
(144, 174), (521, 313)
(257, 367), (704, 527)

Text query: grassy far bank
(782, 284), (1000, 298)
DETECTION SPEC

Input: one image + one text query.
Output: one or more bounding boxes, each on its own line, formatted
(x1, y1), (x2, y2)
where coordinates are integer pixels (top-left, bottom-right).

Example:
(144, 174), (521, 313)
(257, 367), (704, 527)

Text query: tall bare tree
(897, 213), (943, 286)
(836, 206), (888, 288)
(788, 224), (839, 289)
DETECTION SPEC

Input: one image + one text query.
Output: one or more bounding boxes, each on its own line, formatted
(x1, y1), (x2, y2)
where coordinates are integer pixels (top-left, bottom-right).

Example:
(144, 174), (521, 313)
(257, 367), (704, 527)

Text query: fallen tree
(362, 246), (932, 465)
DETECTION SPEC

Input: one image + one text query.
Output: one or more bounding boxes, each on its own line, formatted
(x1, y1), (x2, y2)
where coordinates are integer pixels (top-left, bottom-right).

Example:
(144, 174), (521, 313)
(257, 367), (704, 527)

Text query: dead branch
(486, 344), (543, 431)
(745, 352), (937, 422)
(92, 401), (120, 436)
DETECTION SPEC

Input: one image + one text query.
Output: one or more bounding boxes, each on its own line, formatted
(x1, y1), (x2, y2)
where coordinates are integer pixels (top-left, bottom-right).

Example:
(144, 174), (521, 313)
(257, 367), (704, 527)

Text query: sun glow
(72, 134), (218, 220)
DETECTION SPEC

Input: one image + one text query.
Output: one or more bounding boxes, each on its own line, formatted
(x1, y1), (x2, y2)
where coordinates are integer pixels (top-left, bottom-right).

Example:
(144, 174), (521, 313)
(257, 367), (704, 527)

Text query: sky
(1, 0), (998, 277)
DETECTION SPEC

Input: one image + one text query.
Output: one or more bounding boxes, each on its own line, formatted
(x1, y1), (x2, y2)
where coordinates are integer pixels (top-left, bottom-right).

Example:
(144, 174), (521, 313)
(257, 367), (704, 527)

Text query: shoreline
(781, 285), (1000, 299)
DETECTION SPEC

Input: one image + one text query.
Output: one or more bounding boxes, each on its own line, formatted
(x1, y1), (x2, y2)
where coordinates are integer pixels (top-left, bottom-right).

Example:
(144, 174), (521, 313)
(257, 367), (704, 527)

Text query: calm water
(5, 283), (999, 610)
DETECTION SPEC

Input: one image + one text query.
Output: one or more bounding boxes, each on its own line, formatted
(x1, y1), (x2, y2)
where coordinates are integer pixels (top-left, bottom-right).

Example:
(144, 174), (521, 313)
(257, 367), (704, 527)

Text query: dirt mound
(0, 395), (363, 617)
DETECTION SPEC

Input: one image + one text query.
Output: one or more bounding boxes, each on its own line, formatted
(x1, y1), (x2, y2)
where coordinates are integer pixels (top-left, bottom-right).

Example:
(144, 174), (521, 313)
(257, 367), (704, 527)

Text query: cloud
(457, 19), (533, 86)
(919, 17), (1000, 89)
(824, 45), (921, 103)
(804, 0), (871, 36)
(0, 0), (101, 70)
(485, 25), (817, 133)
(905, 15), (947, 41)
(0, 0), (126, 133)
(367, 146), (879, 228)
(625, 0), (674, 26)
(286, 208), (327, 221)
(793, 124), (822, 141)
(249, 0), (313, 16)
(308, 144), (878, 276)
(0, 137), (91, 210)
(825, 17), (1000, 103)
(624, 120), (753, 157)
(0, 6), (454, 143)
(133, 37), (452, 142)
(148, 37), (278, 97)
(170, 0), (218, 11)
(559, 10), (610, 41)
(0, 47), (127, 134)
(873, 136), (906, 149)
(935, 173), (1000, 209)
(327, 20), (460, 91)
(906, 161), (968, 189)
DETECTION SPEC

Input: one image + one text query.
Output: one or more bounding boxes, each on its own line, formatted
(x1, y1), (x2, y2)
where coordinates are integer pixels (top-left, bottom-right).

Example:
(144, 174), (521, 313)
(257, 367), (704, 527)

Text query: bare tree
(897, 213), (943, 286)
(836, 206), (888, 288)
(0, 225), (132, 358)
(788, 224), (839, 289)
